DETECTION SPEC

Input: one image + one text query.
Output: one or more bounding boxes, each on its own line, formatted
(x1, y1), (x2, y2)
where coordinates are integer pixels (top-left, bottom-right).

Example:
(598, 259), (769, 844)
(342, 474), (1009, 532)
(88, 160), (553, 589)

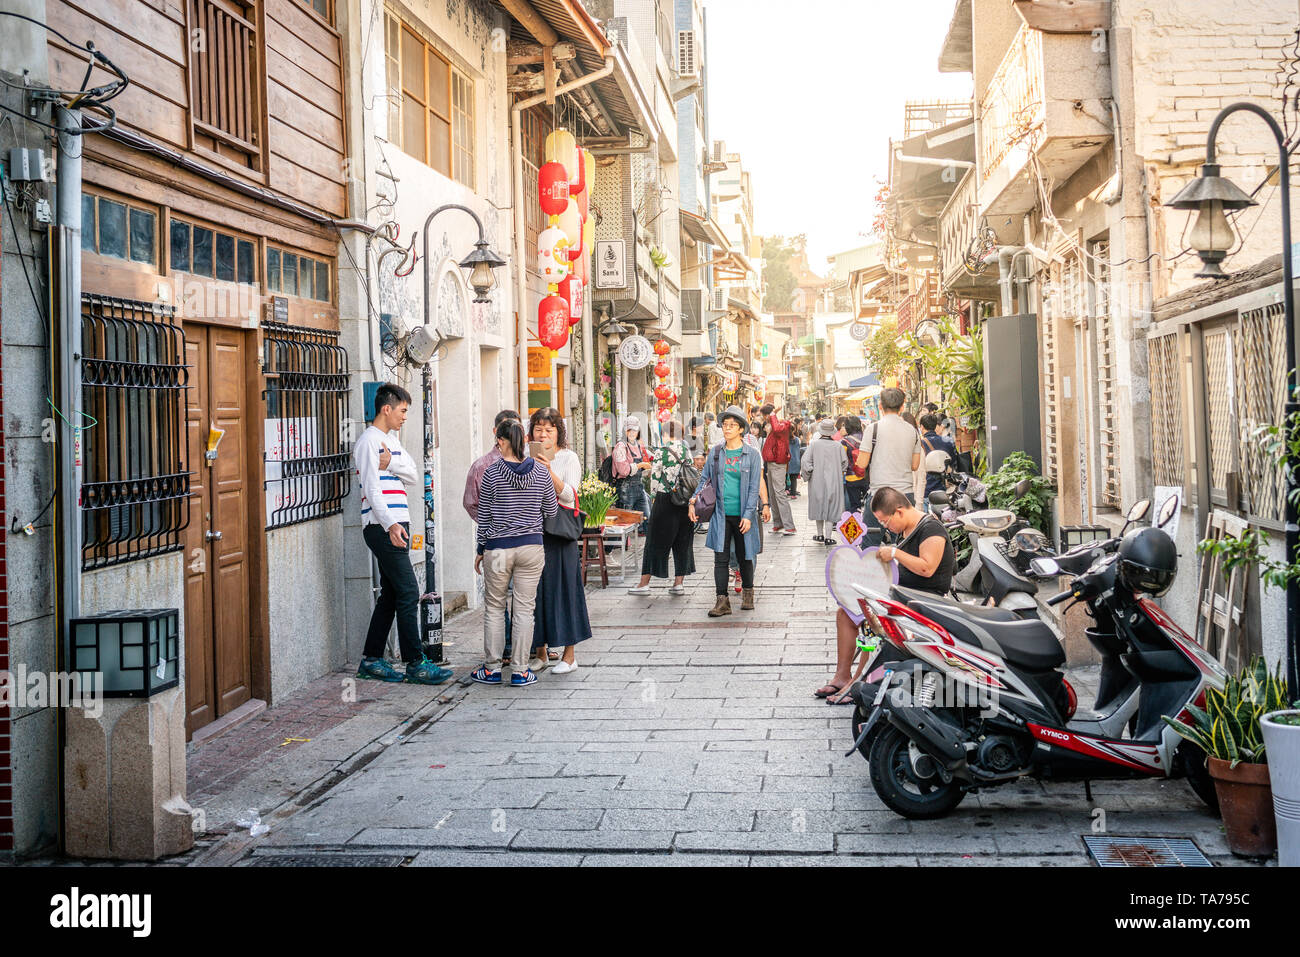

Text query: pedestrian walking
(919, 412), (957, 499)
(628, 419), (696, 596)
(839, 414), (868, 514)
(464, 408), (521, 662)
(704, 411), (723, 447)
(688, 405), (766, 616)
(801, 418), (849, 543)
(354, 383), (452, 685)
(527, 407), (590, 675)
(859, 388), (923, 546)
(759, 403), (797, 535)
(786, 424), (803, 498)
(611, 415), (653, 530)
(472, 419), (558, 687)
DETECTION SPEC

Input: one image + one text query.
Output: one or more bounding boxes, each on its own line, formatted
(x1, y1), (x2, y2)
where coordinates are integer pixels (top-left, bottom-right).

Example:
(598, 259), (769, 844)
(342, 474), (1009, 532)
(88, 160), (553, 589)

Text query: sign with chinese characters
(265, 417), (319, 521)
(595, 240), (626, 288)
(836, 510), (864, 546)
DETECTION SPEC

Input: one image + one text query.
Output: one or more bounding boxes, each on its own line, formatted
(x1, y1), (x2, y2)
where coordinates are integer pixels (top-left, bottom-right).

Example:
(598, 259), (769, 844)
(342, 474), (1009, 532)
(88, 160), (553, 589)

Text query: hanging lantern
(559, 274), (584, 326)
(653, 360), (671, 380)
(582, 214), (595, 257)
(557, 198), (582, 260)
(538, 295), (569, 352)
(539, 162), (570, 217)
(657, 408), (672, 423)
(583, 149), (595, 194)
(571, 145), (587, 195)
(665, 392), (677, 409)
(654, 383), (673, 402)
(653, 338), (670, 356)
(576, 181), (590, 221)
(544, 130), (580, 189)
(537, 226), (571, 284)
(573, 243), (589, 285)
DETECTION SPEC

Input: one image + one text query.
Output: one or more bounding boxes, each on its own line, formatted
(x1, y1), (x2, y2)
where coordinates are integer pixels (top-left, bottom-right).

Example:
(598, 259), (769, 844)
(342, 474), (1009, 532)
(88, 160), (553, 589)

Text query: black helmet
(1118, 526), (1178, 595)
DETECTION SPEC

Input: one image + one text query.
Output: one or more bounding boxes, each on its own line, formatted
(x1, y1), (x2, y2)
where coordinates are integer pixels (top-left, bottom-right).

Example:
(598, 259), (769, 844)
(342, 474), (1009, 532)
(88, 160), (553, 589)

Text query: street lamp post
(1166, 102), (1298, 695)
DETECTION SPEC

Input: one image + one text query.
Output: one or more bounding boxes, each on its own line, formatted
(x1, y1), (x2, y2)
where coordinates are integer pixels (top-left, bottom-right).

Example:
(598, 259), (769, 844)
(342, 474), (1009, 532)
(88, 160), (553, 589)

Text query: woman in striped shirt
(472, 419), (558, 687)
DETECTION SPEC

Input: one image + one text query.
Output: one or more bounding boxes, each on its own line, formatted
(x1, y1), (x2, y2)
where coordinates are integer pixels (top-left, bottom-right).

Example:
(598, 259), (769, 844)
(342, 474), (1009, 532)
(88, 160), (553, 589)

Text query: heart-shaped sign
(826, 544), (899, 625)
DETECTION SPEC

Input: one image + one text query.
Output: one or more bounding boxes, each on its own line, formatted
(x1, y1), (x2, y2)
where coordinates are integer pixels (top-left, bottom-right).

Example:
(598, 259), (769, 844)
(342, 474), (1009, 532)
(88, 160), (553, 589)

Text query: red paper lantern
(538, 162), (570, 217)
(559, 275), (584, 326)
(538, 295), (569, 351)
(654, 360), (671, 379)
(656, 408), (671, 423)
(653, 338), (670, 356)
(666, 392), (677, 408)
(654, 383), (673, 401)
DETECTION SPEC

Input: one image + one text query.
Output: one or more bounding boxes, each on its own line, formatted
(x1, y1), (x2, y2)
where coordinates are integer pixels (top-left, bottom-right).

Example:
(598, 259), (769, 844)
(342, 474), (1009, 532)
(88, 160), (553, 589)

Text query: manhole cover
(245, 853), (408, 867)
(1082, 836), (1212, 867)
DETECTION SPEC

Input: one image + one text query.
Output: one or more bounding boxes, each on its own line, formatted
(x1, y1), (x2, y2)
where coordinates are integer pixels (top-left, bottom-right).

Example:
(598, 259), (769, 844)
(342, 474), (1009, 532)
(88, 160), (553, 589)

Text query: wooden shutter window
(188, 0), (263, 172)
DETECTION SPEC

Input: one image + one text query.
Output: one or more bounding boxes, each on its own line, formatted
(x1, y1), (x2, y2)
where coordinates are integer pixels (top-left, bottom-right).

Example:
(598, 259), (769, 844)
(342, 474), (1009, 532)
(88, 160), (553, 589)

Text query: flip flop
(826, 689), (856, 705)
(547, 650), (562, 661)
(813, 684), (845, 698)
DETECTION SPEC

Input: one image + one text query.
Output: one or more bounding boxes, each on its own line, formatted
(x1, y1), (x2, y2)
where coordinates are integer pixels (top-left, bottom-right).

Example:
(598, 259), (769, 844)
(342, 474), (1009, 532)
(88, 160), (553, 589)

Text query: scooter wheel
(868, 725), (967, 820)
(1178, 742), (1220, 814)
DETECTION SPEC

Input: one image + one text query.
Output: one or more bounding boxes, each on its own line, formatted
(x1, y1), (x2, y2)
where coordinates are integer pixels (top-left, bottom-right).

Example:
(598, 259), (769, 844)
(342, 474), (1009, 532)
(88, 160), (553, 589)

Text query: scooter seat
(904, 600), (1067, 672)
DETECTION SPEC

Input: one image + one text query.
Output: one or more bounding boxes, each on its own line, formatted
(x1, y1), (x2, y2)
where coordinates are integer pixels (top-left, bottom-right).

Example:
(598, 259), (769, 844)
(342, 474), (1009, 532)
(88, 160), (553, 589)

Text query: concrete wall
(267, 518), (346, 699)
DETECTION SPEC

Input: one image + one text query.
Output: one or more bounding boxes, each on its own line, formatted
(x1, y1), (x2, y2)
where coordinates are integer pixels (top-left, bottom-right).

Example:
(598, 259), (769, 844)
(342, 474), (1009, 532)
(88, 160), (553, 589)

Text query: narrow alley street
(179, 493), (1240, 867)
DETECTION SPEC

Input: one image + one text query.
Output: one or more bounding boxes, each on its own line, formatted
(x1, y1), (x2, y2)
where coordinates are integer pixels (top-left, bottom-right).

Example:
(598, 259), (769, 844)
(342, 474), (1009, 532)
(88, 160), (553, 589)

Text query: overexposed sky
(703, 0), (973, 270)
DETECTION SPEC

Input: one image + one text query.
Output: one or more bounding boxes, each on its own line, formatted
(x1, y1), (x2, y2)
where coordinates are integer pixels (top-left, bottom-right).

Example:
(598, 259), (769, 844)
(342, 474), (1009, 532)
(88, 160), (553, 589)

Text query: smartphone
(528, 441), (545, 460)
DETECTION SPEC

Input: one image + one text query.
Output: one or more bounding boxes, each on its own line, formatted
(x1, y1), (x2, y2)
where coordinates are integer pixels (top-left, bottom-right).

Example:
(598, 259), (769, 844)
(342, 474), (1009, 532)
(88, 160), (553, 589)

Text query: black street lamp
(1165, 101), (1298, 696)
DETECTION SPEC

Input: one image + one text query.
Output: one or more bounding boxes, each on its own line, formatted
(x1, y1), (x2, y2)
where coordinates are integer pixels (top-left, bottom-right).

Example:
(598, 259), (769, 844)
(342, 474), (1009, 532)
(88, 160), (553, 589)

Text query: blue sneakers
(510, 669), (538, 687)
(405, 657), (454, 685)
(357, 657), (406, 682)
(470, 666), (503, 685)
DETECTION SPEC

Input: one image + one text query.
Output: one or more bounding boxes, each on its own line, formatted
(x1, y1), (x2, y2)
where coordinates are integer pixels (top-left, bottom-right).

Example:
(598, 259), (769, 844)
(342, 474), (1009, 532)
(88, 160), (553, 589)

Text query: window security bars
(80, 295), (190, 571)
(1148, 333), (1186, 490)
(1234, 302), (1287, 524)
(262, 321), (351, 528)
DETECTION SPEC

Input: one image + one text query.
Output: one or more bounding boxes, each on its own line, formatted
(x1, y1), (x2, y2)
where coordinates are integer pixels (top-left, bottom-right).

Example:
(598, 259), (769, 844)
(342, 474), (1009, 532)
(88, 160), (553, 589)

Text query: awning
(844, 385), (883, 402)
(679, 208), (729, 249)
(849, 372), (880, 389)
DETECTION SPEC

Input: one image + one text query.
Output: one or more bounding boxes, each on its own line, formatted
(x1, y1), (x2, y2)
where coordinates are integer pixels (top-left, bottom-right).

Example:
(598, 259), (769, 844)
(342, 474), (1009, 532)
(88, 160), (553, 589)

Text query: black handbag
(544, 501), (585, 541)
(670, 447), (700, 508)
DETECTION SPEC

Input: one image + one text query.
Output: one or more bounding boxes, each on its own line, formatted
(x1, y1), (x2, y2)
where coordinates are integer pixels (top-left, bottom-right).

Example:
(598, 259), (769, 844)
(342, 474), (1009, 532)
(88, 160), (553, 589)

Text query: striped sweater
(354, 425), (417, 529)
(476, 456), (558, 553)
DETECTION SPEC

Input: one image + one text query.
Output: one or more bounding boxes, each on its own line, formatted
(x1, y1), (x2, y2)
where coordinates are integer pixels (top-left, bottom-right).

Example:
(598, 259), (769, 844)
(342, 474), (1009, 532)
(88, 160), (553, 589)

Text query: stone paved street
(183, 492), (1254, 867)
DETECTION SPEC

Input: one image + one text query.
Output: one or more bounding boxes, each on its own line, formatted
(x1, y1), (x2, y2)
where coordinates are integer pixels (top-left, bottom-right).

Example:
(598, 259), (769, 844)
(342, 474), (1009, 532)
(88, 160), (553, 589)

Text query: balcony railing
(938, 169), (994, 295)
(979, 26), (1044, 186)
(896, 272), (942, 334)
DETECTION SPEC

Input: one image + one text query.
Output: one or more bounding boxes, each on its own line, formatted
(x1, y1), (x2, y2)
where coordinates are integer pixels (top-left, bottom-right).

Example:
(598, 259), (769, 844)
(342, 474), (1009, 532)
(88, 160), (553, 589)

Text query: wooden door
(184, 324), (253, 737)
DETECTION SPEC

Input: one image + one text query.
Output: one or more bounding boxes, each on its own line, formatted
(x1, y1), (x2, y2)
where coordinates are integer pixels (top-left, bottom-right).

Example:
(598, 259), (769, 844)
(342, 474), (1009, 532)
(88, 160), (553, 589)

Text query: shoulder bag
(692, 446), (722, 521)
(670, 445), (701, 507)
(544, 500), (586, 541)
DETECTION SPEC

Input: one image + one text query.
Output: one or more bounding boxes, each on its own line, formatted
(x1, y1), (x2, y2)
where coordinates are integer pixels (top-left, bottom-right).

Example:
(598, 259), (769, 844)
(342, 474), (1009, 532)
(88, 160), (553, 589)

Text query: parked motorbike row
(840, 490), (1226, 820)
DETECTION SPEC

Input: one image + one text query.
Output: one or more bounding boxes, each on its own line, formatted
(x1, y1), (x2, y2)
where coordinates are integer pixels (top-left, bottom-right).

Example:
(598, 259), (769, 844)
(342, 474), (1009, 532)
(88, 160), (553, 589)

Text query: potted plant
(1163, 656), (1289, 858)
(1262, 704), (1300, 866)
(578, 472), (616, 531)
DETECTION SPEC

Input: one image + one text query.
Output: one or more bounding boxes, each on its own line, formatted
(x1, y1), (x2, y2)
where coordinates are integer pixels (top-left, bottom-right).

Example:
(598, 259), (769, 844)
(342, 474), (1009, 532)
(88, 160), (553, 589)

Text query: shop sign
(595, 240), (626, 288)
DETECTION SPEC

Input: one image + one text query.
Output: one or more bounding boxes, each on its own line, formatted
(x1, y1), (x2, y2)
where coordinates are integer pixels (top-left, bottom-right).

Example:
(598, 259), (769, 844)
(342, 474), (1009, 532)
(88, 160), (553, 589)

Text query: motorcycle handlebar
(1046, 589), (1075, 607)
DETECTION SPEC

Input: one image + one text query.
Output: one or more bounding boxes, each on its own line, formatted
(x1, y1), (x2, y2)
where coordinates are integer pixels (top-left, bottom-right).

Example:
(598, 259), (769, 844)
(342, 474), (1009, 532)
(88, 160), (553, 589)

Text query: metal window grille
(1202, 323), (1235, 504)
(80, 295), (190, 571)
(1040, 270), (1060, 483)
(1234, 302), (1287, 523)
(1089, 240), (1120, 509)
(262, 322), (352, 529)
(1148, 333), (1186, 489)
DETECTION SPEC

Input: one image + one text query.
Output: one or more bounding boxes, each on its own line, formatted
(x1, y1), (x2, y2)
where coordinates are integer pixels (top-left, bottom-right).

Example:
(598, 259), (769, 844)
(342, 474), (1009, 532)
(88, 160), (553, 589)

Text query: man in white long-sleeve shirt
(354, 383), (452, 685)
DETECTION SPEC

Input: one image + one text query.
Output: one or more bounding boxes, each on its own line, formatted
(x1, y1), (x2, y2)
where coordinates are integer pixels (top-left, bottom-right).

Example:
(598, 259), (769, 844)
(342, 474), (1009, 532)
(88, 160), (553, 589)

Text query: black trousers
(363, 522), (423, 662)
(642, 492), (697, 579)
(845, 480), (868, 514)
(714, 514), (754, 595)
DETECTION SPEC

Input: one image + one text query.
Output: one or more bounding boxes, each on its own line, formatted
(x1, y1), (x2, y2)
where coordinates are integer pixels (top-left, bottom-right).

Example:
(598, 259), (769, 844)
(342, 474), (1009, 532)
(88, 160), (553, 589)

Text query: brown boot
(741, 588), (755, 610)
(708, 594), (732, 617)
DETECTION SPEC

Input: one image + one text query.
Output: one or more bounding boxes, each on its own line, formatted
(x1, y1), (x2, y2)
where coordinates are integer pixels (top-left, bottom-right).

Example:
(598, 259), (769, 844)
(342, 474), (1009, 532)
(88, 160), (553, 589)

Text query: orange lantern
(654, 383), (673, 402)
(653, 338), (670, 356)
(559, 274), (584, 326)
(539, 162), (570, 217)
(665, 392), (677, 408)
(654, 360), (670, 379)
(538, 295), (569, 352)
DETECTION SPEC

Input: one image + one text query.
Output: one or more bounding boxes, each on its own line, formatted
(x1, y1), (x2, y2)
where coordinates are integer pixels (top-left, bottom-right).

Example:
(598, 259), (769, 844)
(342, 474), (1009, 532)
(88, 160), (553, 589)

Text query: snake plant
(1162, 656), (1291, 767)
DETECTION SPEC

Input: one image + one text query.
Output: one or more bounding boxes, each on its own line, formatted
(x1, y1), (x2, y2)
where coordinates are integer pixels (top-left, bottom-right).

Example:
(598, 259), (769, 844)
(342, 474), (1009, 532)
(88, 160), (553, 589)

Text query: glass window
(98, 200), (127, 259)
(315, 261), (328, 302)
(299, 256), (314, 299)
(267, 247), (281, 291)
(237, 240), (254, 284)
(282, 253), (298, 295)
(129, 209), (156, 264)
(192, 226), (213, 277)
(215, 232), (235, 282)
(170, 220), (190, 272)
(386, 14), (474, 185)
(81, 194), (96, 251)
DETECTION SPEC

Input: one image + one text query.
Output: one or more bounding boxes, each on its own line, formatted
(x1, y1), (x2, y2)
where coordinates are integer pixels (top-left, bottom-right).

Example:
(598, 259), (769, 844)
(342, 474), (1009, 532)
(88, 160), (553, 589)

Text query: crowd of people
(350, 381), (964, 693)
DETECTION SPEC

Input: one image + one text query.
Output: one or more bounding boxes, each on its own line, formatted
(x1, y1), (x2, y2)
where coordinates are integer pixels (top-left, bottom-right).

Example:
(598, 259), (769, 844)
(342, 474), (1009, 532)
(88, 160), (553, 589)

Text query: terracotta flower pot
(1207, 756), (1277, 858)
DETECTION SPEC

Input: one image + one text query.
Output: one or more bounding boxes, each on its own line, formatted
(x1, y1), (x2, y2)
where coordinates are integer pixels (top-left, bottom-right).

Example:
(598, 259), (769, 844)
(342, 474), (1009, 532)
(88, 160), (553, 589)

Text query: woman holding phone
(527, 408), (590, 674)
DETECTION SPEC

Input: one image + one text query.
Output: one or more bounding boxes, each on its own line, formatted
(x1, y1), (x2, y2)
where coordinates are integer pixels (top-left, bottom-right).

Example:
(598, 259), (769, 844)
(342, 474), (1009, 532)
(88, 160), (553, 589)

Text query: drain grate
(1082, 836), (1212, 867)
(245, 853), (408, 867)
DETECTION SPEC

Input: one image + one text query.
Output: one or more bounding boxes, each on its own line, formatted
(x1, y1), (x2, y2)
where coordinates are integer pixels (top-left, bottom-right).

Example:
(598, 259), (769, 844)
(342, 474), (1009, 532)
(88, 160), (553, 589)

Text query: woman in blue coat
(688, 405), (768, 617)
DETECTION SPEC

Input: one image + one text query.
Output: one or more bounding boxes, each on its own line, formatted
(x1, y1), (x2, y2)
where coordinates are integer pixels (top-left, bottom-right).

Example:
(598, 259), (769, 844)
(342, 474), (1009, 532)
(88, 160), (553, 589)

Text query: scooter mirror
(1157, 493), (1180, 529)
(1029, 557), (1060, 578)
(1126, 499), (1151, 523)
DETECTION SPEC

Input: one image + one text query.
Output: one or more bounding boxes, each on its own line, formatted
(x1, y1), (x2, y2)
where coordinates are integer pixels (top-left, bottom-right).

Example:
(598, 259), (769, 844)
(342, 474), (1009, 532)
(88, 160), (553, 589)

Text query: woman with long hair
(527, 408), (590, 674)
(472, 418), (557, 687)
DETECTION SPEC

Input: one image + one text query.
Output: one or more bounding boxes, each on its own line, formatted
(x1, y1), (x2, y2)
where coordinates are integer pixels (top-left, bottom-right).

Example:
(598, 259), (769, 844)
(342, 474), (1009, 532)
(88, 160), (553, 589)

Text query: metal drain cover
(245, 853), (408, 867)
(1082, 836), (1212, 867)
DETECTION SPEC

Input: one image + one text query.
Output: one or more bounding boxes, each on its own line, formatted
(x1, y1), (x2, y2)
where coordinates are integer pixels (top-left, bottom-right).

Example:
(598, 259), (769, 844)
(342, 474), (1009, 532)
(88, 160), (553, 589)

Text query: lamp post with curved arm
(1166, 102), (1297, 694)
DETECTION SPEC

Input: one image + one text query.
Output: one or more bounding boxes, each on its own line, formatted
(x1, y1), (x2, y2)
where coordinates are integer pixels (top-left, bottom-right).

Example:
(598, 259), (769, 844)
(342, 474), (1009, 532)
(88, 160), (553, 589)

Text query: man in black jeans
(355, 383), (452, 685)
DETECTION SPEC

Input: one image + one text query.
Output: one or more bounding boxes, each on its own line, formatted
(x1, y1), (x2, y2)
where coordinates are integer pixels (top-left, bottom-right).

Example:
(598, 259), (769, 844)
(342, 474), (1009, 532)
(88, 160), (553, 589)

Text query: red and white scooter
(845, 496), (1226, 819)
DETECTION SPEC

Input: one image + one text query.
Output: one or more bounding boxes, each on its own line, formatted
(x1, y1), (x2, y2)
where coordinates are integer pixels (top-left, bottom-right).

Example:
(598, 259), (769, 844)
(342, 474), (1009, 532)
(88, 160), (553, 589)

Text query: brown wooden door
(185, 324), (253, 737)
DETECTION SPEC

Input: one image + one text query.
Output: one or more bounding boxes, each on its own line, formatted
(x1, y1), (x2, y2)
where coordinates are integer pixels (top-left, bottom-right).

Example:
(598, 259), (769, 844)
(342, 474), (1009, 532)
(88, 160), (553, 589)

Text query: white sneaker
(552, 659), (579, 674)
(626, 585), (652, 595)
(669, 584), (687, 595)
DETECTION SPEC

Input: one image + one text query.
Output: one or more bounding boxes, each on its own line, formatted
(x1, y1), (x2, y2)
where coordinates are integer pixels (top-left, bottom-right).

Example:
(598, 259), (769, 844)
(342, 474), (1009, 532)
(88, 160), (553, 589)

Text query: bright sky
(703, 0), (973, 271)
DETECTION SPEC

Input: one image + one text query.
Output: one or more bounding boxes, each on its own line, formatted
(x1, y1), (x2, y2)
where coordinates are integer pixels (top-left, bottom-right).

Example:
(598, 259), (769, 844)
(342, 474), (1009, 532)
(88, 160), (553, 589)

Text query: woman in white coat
(801, 418), (849, 543)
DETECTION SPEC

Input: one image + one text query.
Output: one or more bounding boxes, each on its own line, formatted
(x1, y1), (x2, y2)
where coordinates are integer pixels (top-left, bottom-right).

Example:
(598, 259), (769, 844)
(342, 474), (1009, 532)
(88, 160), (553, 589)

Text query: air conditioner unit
(677, 30), (698, 78)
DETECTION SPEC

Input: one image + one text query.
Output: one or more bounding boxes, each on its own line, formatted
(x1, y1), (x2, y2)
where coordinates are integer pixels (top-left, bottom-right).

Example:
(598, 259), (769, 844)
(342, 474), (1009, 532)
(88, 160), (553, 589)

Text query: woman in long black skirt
(528, 408), (591, 674)
(627, 419), (696, 596)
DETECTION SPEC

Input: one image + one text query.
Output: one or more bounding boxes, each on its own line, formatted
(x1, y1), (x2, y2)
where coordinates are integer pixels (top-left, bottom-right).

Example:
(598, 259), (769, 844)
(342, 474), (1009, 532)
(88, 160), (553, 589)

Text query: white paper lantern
(537, 226), (571, 284)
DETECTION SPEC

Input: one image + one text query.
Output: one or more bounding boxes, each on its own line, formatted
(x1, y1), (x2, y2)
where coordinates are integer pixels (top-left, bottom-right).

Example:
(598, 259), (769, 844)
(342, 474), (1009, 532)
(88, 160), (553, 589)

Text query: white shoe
(669, 584), (687, 595)
(626, 585), (652, 595)
(552, 659), (579, 674)
(528, 657), (547, 672)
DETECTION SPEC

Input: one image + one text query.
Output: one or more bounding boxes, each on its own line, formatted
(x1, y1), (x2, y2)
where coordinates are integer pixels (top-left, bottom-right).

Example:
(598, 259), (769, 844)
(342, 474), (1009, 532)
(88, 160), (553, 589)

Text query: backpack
(669, 446), (701, 507)
(597, 454), (615, 485)
(843, 427), (873, 481)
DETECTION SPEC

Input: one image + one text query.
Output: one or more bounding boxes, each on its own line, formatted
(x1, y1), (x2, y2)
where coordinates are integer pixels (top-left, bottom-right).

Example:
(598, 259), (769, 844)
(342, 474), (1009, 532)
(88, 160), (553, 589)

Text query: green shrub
(985, 451), (1054, 531)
